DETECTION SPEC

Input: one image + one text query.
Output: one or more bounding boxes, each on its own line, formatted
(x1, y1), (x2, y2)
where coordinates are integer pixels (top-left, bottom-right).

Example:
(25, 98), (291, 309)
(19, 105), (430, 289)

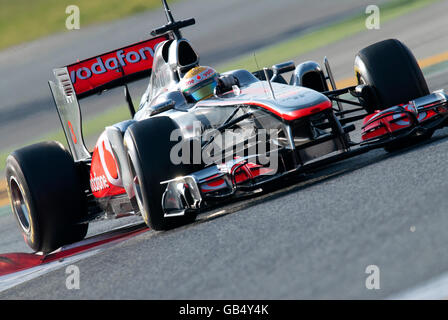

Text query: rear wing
(49, 34), (171, 161)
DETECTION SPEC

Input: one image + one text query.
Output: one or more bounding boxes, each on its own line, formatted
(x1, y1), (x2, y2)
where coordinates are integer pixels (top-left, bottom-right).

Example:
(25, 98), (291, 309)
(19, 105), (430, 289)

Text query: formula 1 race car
(6, 0), (448, 253)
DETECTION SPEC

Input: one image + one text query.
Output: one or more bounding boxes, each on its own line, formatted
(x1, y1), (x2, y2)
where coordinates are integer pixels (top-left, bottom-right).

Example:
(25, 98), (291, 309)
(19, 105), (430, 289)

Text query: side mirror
(271, 61), (295, 84)
(272, 61), (296, 75)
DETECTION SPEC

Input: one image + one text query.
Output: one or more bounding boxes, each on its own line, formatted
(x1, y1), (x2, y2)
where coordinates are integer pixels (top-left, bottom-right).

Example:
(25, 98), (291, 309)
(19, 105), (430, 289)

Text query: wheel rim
(9, 177), (31, 233)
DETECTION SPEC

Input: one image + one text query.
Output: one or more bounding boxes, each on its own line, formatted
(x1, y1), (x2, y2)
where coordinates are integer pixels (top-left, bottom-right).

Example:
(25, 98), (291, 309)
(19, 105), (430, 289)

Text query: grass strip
(0, 0), (169, 50)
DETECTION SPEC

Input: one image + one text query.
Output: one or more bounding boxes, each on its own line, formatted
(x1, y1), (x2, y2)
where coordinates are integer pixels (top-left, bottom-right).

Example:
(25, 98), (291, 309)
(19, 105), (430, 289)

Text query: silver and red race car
(6, 0), (448, 253)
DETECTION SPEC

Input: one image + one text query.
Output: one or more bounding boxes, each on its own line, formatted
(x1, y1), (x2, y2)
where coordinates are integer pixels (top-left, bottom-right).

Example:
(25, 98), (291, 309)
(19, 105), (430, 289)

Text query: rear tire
(355, 39), (429, 113)
(124, 117), (198, 230)
(6, 142), (88, 253)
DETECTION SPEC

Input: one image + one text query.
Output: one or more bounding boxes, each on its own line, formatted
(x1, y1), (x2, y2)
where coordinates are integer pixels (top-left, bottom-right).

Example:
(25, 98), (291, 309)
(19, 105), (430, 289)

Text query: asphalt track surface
(2, 0), (448, 299)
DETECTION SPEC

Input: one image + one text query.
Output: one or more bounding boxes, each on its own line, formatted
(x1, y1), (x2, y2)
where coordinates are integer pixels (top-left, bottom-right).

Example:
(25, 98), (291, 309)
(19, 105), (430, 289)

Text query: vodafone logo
(70, 47), (155, 84)
(201, 68), (215, 78)
(65, 35), (169, 96)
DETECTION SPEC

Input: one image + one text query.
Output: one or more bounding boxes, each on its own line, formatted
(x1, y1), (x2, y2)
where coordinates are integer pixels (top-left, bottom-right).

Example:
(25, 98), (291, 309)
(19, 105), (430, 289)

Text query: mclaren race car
(6, 0), (448, 253)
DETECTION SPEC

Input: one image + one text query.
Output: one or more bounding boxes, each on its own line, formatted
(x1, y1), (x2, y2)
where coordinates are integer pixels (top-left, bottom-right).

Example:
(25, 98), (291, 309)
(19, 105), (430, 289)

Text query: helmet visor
(188, 78), (217, 102)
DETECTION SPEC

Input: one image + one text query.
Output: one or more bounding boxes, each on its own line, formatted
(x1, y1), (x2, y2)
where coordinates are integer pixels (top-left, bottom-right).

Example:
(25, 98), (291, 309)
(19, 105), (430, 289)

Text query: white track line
(0, 222), (146, 293)
(0, 249), (100, 292)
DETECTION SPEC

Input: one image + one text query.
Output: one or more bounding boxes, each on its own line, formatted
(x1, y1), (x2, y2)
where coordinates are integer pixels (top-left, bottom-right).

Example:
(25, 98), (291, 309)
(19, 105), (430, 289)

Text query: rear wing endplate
(48, 34), (171, 161)
(49, 70), (91, 161)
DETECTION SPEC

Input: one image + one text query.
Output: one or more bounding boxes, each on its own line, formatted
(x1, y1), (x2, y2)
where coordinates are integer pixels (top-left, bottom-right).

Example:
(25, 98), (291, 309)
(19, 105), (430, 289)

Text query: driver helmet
(180, 66), (219, 102)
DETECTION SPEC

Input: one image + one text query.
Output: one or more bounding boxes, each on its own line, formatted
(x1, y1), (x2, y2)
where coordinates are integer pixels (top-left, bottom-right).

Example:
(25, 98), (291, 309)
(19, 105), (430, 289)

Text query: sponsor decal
(90, 173), (109, 192)
(183, 67), (217, 90)
(66, 35), (168, 96)
(89, 132), (126, 198)
(97, 133), (121, 186)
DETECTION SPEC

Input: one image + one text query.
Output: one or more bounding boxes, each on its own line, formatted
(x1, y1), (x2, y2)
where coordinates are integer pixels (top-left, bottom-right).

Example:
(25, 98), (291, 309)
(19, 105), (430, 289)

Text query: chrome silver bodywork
(49, 68), (91, 161)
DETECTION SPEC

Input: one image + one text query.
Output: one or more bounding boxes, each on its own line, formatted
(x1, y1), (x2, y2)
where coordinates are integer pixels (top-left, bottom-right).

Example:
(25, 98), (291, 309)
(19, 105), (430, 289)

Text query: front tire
(355, 39), (429, 113)
(355, 39), (433, 151)
(124, 117), (197, 230)
(6, 142), (88, 253)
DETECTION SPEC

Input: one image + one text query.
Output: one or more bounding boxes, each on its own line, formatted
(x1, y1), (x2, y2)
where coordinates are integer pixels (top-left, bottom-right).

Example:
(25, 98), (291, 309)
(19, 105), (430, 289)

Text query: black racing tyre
(355, 39), (429, 113)
(5, 142), (88, 253)
(124, 116), (198, 231)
